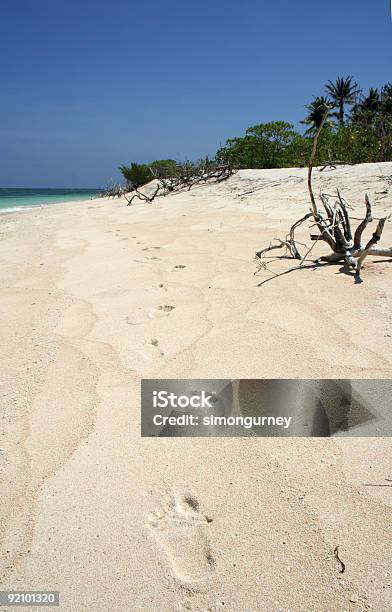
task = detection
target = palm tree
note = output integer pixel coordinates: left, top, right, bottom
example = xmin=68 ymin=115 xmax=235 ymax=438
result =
xmin=381 ymin=83 xmax=392 ymax=117
xmin=361 ymin=88 xmax=381 ymax=113
xmin=351 ymin=88 xmax=381 ymax=125
xmin=325 ymin=76 xmax=361 ymax=126
xmin=301 ymin=96 xmax=334 ymax=135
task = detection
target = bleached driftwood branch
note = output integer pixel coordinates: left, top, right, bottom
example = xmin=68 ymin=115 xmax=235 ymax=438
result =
xmin=124 ymin=183 xmax=160 ymax=206
xmin=255 ymin=109 xmax=392 ymax=280
xmin=124 ymin=162 xmax=235 ymax=206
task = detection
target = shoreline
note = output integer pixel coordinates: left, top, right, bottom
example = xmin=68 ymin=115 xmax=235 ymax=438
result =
xmin=0 ymin=192 xmax=102 ymax=216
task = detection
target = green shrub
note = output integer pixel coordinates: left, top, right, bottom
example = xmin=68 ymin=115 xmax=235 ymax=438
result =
xmin=149 ymin=159 xmax=180 ymax=178
xmin=119 ymin=163 xmax=153 ymax=189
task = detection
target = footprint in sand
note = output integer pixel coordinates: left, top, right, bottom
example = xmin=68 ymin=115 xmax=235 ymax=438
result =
xmin=143 ymin=338 xmax=165 ymax=358
xmin=125 ymin=305 xmax=174 ymax=325
xmin=134 ymin=256 xmax=160 ymax=263
xmin=148 ymin=492 xmax=215 ymax=583
xmin=167 ymin=264 xmax=187 ymax=272
xmin=132 ymin=338 xmax=165 ymax=360
xmin=147 ymin=338 xmax=164 ymax=356
xmin=144 ymin=283 xmax=167 ymax=293
xmin=148 ymin=305 xmax=175 ymax=319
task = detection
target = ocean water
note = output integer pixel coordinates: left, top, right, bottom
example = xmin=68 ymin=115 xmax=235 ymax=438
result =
xmin=0 ymin=188 xmax=101 ymax=213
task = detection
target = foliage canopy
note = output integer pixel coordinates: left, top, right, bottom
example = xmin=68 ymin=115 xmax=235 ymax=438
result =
xmin=120 ymin=76 xmax=392 ymax=181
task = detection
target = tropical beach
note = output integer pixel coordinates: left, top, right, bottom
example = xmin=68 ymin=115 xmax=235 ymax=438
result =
xmin=2 ymin=0 xmax=392 ymax=610
xmin=1 ymin=162 xmax=392 ymax=610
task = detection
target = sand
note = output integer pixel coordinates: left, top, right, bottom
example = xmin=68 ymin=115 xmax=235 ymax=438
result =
xmin=1 ymin=163 xmax=392 ymax=611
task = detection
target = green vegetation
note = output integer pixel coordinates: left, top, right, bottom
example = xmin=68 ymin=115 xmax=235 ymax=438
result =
xmin=119 ymin=158 xmax=216 ymax=189
xmin=301 ymin=96 xmax=334 ymax=135
xmin=119 ymin=163 xmax=153 ymax=188
xmin=325 ymin=76 xmax=360 ymax=126
xmin=121 ymin=76 xmax=392 ymax=184
xmin=216 ymin=76 xmax=392 ymax=168
xmin=149 ymin=159 xmax=180 ymax=178
xmin=119 ymin=159 xmax=181 ymax=189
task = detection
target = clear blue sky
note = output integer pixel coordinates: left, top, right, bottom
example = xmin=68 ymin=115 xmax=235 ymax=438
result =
xmin=1 ymin=0 xmax=391 ymax=187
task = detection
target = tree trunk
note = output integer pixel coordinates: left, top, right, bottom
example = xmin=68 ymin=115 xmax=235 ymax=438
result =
xmin=339 ymin=101 xmax=344 ymax=126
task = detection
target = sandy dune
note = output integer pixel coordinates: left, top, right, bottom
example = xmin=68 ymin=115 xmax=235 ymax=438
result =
xmin=1 ymin=164 xmax=392 ymax=610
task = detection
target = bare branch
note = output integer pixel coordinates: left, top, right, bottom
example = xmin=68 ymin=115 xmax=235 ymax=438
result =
xmin=356 ymin=218 xmax=387 ymax=276
xmin=308 ymin=108 xmax=331 ymax=217
xmin=353 ymin=194 xmax=373 ymax=250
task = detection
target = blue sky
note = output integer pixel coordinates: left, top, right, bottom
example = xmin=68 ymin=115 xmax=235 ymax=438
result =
xmin=0 ymin=0 xmax=391 ymax=187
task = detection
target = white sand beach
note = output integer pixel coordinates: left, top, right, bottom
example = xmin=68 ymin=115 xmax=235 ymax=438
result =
xmin=1 ymin=163 xmax=392 ymax=610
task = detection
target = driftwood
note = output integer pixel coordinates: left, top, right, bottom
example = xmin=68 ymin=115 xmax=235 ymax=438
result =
xmin=100 ymin=184 xmax=126 ymax=198
xmin=319 ymin=157 xmax=355 ymax=172
xmin=255 ymin=110 xmax=392 ymax=280
xmin=124 ymin=183 xmax=160 ymax=206
xmin=153 ymin=162 xmax=235 ymax=194
xmin=124 ymin=162 xmax=235 ymax=206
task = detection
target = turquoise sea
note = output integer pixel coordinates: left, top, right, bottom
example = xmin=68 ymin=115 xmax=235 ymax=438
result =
xmin=0 ymin=188 xmax=101 ymax=213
